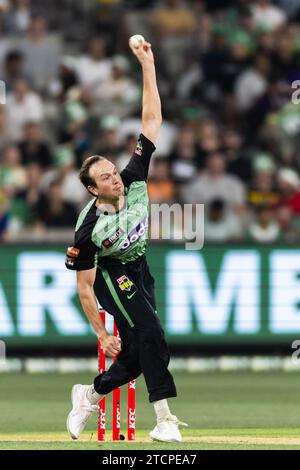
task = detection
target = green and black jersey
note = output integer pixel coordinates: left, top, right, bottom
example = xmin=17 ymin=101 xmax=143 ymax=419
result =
xmin=65 ymin=134 xmax=156 ymax=271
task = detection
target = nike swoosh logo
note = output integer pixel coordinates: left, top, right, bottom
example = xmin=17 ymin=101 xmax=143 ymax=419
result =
xmin=127 ymin=291 xmax=137 ymax=300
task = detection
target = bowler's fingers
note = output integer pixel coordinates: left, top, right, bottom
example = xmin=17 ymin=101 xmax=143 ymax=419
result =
xmin=103 ymin=336 xmax=121 ymax=357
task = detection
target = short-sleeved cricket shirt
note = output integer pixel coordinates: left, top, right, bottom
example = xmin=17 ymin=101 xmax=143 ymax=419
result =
xmin=65 ymin=134 xmax=156 ymax=271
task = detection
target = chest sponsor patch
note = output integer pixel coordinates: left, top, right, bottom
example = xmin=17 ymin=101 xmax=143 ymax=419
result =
xmin=117 ymin=275 xmax=133 ymax=292
xmin=102 ymin=228 xmax=124 ymax=249
xmin=120 ymin=216 xmax=148 ymax=253
xmin=67 ymin=246 xmax=80 ymax=258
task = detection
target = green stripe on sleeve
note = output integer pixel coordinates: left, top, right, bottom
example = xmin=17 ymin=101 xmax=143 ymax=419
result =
xmin=75 ymin=199 xmax=95 ymax=232
xmin=101 ymin=270 xmax=135 ymax=328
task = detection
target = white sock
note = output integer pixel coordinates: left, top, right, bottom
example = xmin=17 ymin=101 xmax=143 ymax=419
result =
xmin=86 ymin=385 xmax=103 ymax=405
xmin=153 ymin=399 xmax=171 ymax=422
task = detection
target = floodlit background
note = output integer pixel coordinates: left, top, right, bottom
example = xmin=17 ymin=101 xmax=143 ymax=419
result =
xmin=1 ymin=0 xmax=300 ymax=450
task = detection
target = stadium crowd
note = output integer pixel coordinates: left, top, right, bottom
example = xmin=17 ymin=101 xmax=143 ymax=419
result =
xmin=1 ymin=0 xmax=300 ymax=243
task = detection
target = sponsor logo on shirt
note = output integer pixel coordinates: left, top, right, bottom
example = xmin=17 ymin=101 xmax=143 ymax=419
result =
xmin=120 ymin=216 xmax=148 ymax=253
xmin=117 ymin=275 xmax=134 ymax=292
xmin=67 ymin=246 xmax=80 ymax=258
xmin=102 ymin=228 xmax=124 ymax=249
xmin=135 ymin=139 xmax=143 ymax=156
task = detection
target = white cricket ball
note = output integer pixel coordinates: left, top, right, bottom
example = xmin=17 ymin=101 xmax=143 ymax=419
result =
xmin=129 ymin=34 xmax=145 ymax=49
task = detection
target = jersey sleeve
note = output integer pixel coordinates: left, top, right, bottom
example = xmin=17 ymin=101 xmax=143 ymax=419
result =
xmin=65 ymin=232 xmax=98 ymax=271
xmin=120 ymin=133 xmax=156 ymax=187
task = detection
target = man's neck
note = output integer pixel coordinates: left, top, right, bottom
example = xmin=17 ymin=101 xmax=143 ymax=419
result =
xmin=95 ymin=195 xmax=125 ymax=214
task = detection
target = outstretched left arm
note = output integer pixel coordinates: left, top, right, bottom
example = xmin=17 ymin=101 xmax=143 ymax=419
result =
xmin=120 ymin=39 xmax=161 ymax=186
xmin=133 ymin=40 xmax=162 ymax=144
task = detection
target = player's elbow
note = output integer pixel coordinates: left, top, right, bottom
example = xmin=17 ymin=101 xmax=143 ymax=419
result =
xmin=77 ymin=282 xmax=88 ymax=297
xmin=77 ymin=285 xmax=94 ymax=306
xmin=143 ymin=113 xmax=162 ymax=126
xmin=77 ymin=277 xmax=94 ymax=299
xmin=142 ymin=116 xmax=162 ymax=143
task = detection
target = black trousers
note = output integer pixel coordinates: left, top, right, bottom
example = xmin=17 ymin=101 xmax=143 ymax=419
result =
xmin=93 ymin=255 xmax=177 ymax=403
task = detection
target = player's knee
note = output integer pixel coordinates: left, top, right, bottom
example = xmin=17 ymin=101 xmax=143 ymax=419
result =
xmin=94 ymin=372 xmax=112 ymax=395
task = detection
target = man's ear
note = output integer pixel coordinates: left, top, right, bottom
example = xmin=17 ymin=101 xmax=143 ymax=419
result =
xmin=88 ymin=185 xmax=98 ymax=197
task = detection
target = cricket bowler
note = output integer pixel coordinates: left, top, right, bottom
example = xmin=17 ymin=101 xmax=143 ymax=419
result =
xmin=65 ymin=38 xmax=187 ymax=442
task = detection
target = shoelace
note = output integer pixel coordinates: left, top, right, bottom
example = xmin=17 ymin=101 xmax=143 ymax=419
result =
xmin=164 ymin=414 xmax=188 ymax=427
xmin=76 ymin=403 xmax=98 ymax=425
xmin=84 ymin=403 xmax=98 ymax=413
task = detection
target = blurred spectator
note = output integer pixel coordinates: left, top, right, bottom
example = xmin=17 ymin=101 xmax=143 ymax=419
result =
xmin=195 ymin=12 xmax=213 ymax=54
xmin=168 ymin=123 xmax=201 ymax=184
xmin=235 ymin=52 xmax=271 ymax=112
xmin=252 ymin=0 xmax=286 ymax=31
xmin=201 ymin=26 xmax=229 ymax=100
xmin=223 ymin=129 xmax=252 ymax=183
xmin=18 ymin=121 xmax=52 ymax=168
xmin=202 ymin=29 xmax=251 ymax=95
xmin=181 ymin=152 xmax=246 ymax=214
xmin=272 ymin=34 xmax=300 ymax=82
xmin=94 ymin=55 xmax=139 ymax=118
xmin=276 ymin=168 xmax=300 ymax=217
xmin=0 ymin=189 xmax=10 ymax=241
xmin=6 ymin=78 xmax=44 ymax=140
xmin=61 ymin=87 xmax=90 ymax=142
xmin=151 ymin=0 xmax=196 ymax=38
xmin=0 ymin=0 xmax=10 ymax=13
xmin=238 ymin=4 xmax=256 ymax=36
xmin=204 ymin=198 xmax=244 ymax=243
xmin=120 ymin=116 xmax=177 ymax=157
xmin=247 ymin=76 xmax=289 ymax=134
xmin=3 ymin=49 xmax=24 ymax=91
xmin=48 ymin=55 xmax=78 ymax=101
xmin=76 ymin=36 xmax=112 ymax=87
xmin=20 ymin=15 xmax=60 ymax=91
xmin=0 ymin=144 xmax=27 ymax=197
xmin=248 ymin=204 xmax=281 ymax=243
xmin=36 ymin=178 xmax=77 ymax=228
xmin=116 ymin=133 xmax=137 ymax=171
xmin=0 ymin=104 xmax=10 ymax=153
xmin=248 ymin=153 xmax=279 ymax=208
xmin=257 ymin=29 xmax=276 ymax=54
xmin=0 ymin=1 xmax=299 ymax=243
xmin=95 ymin=115 xmax=122 ymax=160
xmin=42 ymin=144 xmax=87 ymax=209
xmin=150 ymin=0 xmax=197 ymax=78
xmin=276 ymin=0 xmax=300 ymax=19
xmin=11 ymin=162 xmax=42 ymax=227
xmin=0 ymin=5 xmax=13 ymax=76
xmin=220 ymin=35 xmax=252 ymax=94
xmin=7 ymin=0 xmax=31 ymax=34
xmin=197 ymin=118 xmax=221 ymax=160
xmin=198 ymin=132 xmax=221 ymax=159
xmin=148 ymin=157 xmax=175 ymax=204
xmin=176 ymin=55 xmax=202 ymax=100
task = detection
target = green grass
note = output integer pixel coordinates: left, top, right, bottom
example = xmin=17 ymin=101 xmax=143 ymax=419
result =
xmin=1 ymin=371 xmax=300 ymax=450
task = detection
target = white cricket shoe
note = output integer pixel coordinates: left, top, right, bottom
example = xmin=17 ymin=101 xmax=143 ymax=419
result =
xmin=67 ymin=384 xmax=98 ymax=440
xmin=149 ymin=414 xmax=188 ymax=442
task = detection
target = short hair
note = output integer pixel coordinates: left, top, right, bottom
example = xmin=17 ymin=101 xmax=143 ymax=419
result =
xmin=79 ymin=155 xmax=106 ymax=191
xmin=5 ymin=50 xmax=23 ymax=63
